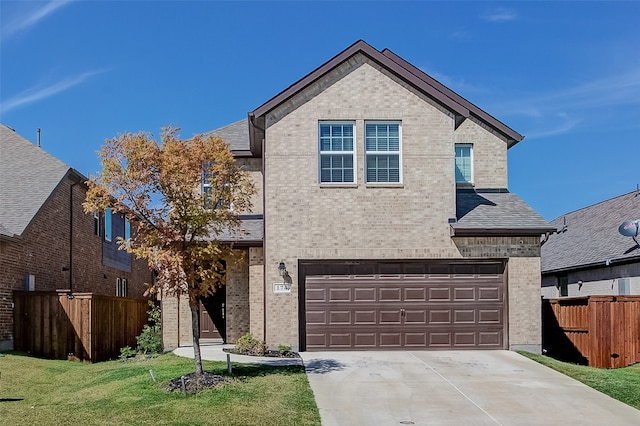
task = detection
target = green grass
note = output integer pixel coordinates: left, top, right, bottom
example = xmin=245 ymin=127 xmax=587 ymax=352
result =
xmin=0 ymin=352 xmax=320 ymax=426
xmin=518 ymin=351 xmax=640 ymax=410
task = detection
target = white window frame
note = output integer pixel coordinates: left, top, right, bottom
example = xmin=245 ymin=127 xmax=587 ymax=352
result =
xmin=364 ymin=121 xmax=402 ymax=184
xmin=116 ymin=277 xmax=128 ymax=297
xmin=455 ymin=143 xmax=474 ymax=185
xmin=318 ymin=121 xmax=356 ymax=184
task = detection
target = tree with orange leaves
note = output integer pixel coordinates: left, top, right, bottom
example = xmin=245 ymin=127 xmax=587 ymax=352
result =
xmin=84 ymin=127 xmax=255 ymax=375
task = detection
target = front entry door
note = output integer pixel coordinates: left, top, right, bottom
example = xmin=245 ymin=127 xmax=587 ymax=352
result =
xmin=199 ymin=286 xmax=226 ymax=342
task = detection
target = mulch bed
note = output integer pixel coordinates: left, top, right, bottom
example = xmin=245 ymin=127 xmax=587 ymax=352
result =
xmin=165 ymin=372 xmax=227 ymax=393
xmin=223 ymin=348 xmax=301 ymax=358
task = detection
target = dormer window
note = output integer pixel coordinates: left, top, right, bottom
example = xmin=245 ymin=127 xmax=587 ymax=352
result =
xmin=455 ymin=144 xmax=473 ymax=184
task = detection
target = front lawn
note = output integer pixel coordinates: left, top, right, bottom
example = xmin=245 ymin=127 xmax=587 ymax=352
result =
xmin=519 ymin=351 xmax=640 ymax=410
xmin=0 ymin=352 xmax=320 ymax=426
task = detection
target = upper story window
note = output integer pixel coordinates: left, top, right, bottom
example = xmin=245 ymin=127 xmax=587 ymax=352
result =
xmin=455 ymin=144 xmax=473 ymax=184
xmin=319 ymin=122 xmax=355 ymax=183
xmin=105 ymin=207 xmax=113 ymax=242
xmin=94 ymin=211 xmax=101 ymax=236
xmin=116 ymin=278 xmax=128 ymax=297
xmin=365 ymin=122 xmax=401 ymax=183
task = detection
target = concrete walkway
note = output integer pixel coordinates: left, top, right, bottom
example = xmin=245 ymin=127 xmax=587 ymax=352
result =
xmin=175 ymin=345 xmax=640 ymax=425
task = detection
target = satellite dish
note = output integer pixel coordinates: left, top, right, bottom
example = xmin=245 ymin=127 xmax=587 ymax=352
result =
xmin=618 ymin=220 xmax=640 ymax=237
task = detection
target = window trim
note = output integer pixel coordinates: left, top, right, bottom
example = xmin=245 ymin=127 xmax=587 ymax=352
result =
xmin=364 ymin=121 xmax=402 ymax=185
xmin=455 ymin=143 xmax=474 ymax=185
xmin=318 ymin=121 xmax=356 ymax=185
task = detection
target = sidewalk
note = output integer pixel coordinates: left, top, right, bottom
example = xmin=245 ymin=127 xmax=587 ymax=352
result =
xmin=173 ymin=342 xmax=303 ymax=366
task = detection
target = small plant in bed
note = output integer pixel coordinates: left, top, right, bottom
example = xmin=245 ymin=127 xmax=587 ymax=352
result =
xmin=226 ymin=333 xmax=300 ymax=358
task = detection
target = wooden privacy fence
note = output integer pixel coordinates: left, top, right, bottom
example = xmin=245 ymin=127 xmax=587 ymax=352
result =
xmin=13 ymin=291 xmax=152 ymax=362
xmin=543 ymin=296 xmax=640 ymax=368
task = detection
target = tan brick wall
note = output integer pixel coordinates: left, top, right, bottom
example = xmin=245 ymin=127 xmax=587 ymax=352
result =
xmin=261 ymin=55 xmax=518 ymax=348
xmin=0 ymin=177 xmax=152 ymax=350
xmin=454 ymin=118 xmax=508 ymax=188
xmin=249 ymin=247 xmax=265 ymax=340
xmin=453 ymin=236 xmax=540 ymax=258
xmin=235 ymin=157 xmax=263 ymax=215
xmin=507 ymin=257 xmax=542 ymax=353
xmin=161 ymin=292 xmax=192 ymax=349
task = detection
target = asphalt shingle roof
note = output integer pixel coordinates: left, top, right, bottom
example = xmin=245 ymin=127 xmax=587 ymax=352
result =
xmin=452 ymin=190 xmax=553 ymax=235
xmin=541 ymin=190 xmax=640 ymax=273
xmin=0 ymin=124 xmax=75 ymax=237
xmin=205 ymin=119 xmax=250 ymax=152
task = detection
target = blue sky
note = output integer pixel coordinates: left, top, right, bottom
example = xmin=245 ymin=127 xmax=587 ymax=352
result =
xmin=1 ymin=1 xmax=639 ymax=221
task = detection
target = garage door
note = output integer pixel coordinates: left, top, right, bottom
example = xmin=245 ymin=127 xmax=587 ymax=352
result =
xmin=304 ymin=263 xmax=505 ymax=350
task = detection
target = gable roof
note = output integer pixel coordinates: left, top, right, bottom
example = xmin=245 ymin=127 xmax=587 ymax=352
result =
xmin=0 ymin=124 xmax=83 ymax=238
xmin=248 ymin=40 xmax=523 ymax=156
xmin=541 ymin=190 xmax=640 ymax=273
xmin=452 ymin=189 xmax=555 ymax=236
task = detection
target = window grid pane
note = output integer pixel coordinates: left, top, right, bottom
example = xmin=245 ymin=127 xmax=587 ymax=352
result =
xmin=320 ymin=123 xmax=354 ymax=183
xmin=455 ymin=145 xmax=472 ymax=183
xmin=365 ymin=123 xmax=400 ymax=183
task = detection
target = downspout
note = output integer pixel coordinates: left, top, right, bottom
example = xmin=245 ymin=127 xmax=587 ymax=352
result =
xmin=68 ymin=176 xmax=80 ymax=298
xmin=250 ymin=113 xmax=268 ymax=341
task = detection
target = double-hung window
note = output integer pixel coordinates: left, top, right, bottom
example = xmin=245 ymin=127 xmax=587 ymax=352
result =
xmin=319 ymin=122 xmax=355 ymax=184
xmin=365 ymin=122 xmax=401 ymax=183
xmin=455 ymin=144 xmax=473 ymax=184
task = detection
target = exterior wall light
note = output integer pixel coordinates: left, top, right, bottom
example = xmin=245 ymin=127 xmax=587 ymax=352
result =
xmin=278 ymin=261 xmax=287 ymax=277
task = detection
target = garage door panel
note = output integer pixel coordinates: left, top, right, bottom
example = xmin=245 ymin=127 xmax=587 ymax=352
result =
xmin=329 ymin=288 xmax=351 ymax=302
xmin=404 ymin=310 xmax=427 ymax=324
xmin=429 ymin=309 xmax=451 ymax=324
xmin=329 ymin=311 xmax=351 ymax=324
xmin=379 ymin=288 xmax=402 ymax=301
xmin=380 ymin=310 xmax=402 ymax=323
xmin=478 ymin=309 xmax=502 ymax=323
xmin=354 ymin=288 xmax=376 ymax=301
xmin=453 ymin=287 xmax=475 ymax=301
xmin=306 ymin=310 xmax=327 ymax=324
xmin=304 ymin=263 xmax=505 ymax=350
xmin=428 ymin=287 xmax=451 ymax=301
xmin=354 ymin=310 xmax=376 ymax=324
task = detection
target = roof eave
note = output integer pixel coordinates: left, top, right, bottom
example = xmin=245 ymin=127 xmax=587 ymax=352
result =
xmin=451 ymin=227 xmax=556 ymax=237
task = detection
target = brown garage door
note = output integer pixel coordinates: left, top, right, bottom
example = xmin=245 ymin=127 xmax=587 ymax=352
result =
xmin=304 ymin=263 xmax=505 ymax=350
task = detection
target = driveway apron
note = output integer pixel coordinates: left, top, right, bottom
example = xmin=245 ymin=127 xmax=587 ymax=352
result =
xmin=300 ymin=350 xmax=640 ymax=426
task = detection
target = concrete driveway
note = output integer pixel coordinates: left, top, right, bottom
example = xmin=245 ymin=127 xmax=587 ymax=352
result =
xmin=300 ymin=350 xmax=640 ymax=426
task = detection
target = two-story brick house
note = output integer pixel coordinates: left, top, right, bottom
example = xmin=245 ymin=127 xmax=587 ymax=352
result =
xmin=0 ymin=125 xmax=153 ymax=350
xmin=162 ymin=40 xmax=553 ymax=353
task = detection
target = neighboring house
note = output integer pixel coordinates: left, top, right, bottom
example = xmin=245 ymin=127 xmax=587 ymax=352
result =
xmin=0 ymin=125 xmax=153 ymax=350
xmin=541 ymin=190 xmax=640 ymax=298
xmin=162 ymin=40 xmax=554 ymax=353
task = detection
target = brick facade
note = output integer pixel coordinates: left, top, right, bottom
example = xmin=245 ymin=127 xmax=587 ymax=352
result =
xmin=259 ymin=55 xmax=542 ymax=350
xmin=0 ymin=176 xmax=152 ymax=350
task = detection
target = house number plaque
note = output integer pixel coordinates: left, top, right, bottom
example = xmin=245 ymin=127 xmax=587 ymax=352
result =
xmin=273 ymin=283 xmax=291 ymax=294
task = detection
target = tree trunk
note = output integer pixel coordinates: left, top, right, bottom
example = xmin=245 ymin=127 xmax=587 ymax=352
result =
xmin=190 ymin=302 xmax=204 ymax=375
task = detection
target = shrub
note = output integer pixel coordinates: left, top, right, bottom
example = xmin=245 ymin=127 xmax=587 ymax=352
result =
xmin=278 ymin=345 xmax=292 ymax=357
xmin=235 ymin=333 xmax=267 ymax=356
xmin=136 ymin=301 xmax=163 ymax=354
xmin=119 ymin=346 xmax=137 ymax=361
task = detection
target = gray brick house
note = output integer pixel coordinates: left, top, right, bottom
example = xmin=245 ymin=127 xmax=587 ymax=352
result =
xmin=541 ymin=190 xmax=640 ymax=298
xmin=0 ymin=125 xmax=152 ymax=350
xmin=162 ymin=40 xmax=553 ymax=353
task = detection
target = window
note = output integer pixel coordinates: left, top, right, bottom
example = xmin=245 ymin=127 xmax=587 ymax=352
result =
xmin=558 ymin=276 xmax=568 ymax=297
xmin=319 ymin=123 xmax=355 ymax=183
xmin=455 ymin=144 xmax=473 ymax=184
xmin=124 ymin=218 xmax=131 ymax=248
xmin=94 ymin=211 xmax=100 ymax=236
xmin=105 ymin=207 xmax=112 ymax=242
xmin=116 ymin=278 xmax=128 ymax=297
xmin=618 ymin=278 xmax=630 ymax=296
xmin=365 ymin=123 xmax=401 ymax=183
